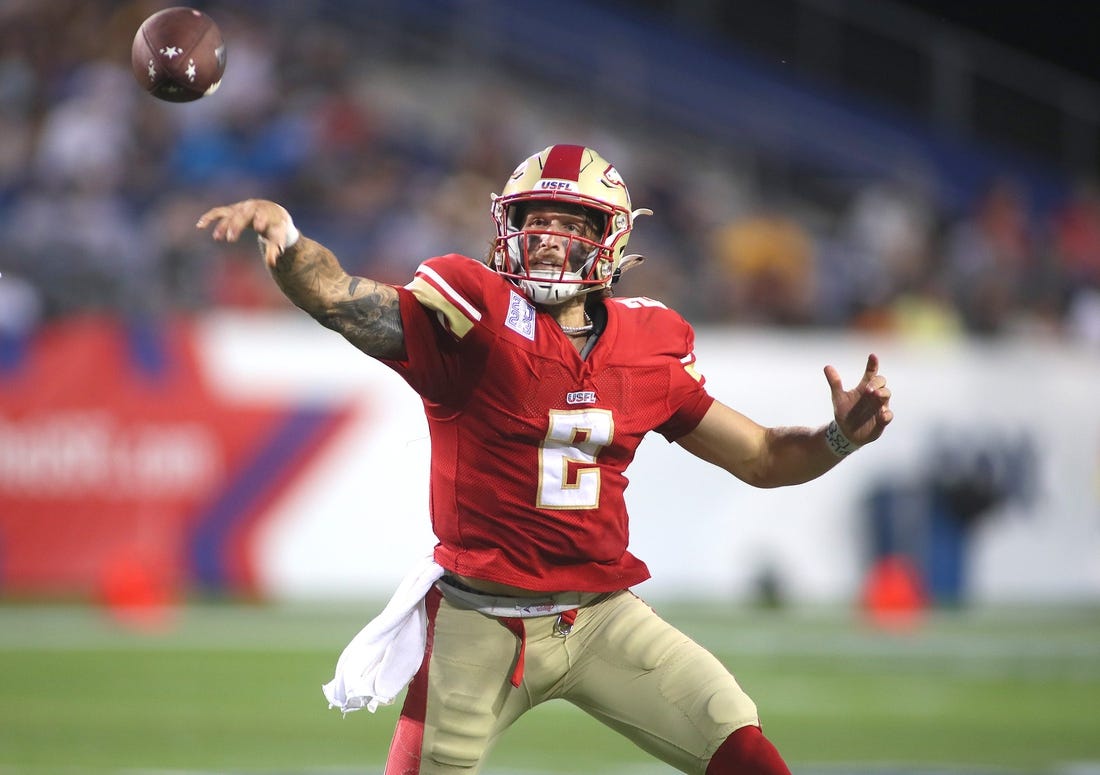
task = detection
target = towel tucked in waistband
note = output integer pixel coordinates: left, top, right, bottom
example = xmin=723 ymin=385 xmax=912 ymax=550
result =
xmin=321 ymin=553 xmax=444 ymax=715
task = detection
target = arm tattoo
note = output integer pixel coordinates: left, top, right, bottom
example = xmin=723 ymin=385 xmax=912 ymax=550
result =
xmin=271 ymin=239 xmax=406 ymax=360
xmin=327 ymin=280 xmax=405 ymax=360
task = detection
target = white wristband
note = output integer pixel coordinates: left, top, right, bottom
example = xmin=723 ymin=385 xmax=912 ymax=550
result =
xmin=283 ymin=210 xmax=300 ymax=249
xmin=825 ymin=420 xmax=858 ymax=458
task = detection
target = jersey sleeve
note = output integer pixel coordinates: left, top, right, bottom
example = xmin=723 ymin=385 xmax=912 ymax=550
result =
xmin=652 ymin=308 xmax=715 ymax=441
xmin=656 ymin=360 xmax=714 ymax=440
xmin=379 ymin=255 xmax=493 ymax=403
xmin=404 ymin=256 xmax=490 ymax=340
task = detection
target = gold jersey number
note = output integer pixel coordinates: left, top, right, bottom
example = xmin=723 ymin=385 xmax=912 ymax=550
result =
xmin=537 ymin=409 xmax=614 ymax=509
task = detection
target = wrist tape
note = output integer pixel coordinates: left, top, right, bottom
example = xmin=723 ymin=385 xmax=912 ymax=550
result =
xmin=283 ymin=210 xmax=300 ymax=248
xmin=825 ymin=420 xmax=858 ymax=458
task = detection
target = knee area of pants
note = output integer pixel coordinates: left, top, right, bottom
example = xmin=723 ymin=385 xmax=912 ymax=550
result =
xmin=706 ymin=686 xmax=758 ymax=729
xmin=427 ymin=698 xmax=494 ymax=769
xmin=427 ymin=728 xmax=487 ymax=769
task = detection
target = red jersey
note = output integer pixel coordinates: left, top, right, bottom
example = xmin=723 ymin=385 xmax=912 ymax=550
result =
xmin=382 ymin=254 xmax=714 ymax=593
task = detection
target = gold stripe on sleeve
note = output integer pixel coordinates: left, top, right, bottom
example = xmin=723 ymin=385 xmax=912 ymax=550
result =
xmin=407 ymin=276 xmax=476 ymax=338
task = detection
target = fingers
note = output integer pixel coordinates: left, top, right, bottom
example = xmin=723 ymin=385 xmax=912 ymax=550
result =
xmin=860 ymin=353 xmax=891 ymax=398
xmin=245 ymin=207 xmax=279 ymax=267
xmin=261 ymin=235 xmax=281 ymax=268
xmin=830 ymin=353 xmax=894 ymax=443
xmin=867 ymin=371 xmax=894 ymax=434
xmin=195 ymin=206 xmax=233 ymax=238
xmin=826 ymin=353 xmax=881 ymax=392
xmin=196 ymin=200 xmax=292 ymax=268
xmin=196 ymin=202 xmax=254 ymax=243
xmin=827 ymin=355 xmax=890 ymax=396
xmin=863 ymin=352 xmax=880 ymax=380
xmin=197 ymin=200 xmax=280 ymax=269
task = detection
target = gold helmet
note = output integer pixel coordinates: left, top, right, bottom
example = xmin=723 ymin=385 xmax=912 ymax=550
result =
xmin=490 ymin=145 xmax=651 ymax=305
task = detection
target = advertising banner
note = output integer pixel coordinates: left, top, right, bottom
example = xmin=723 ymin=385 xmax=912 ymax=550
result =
xmin=0 ymin=316 xmax=352 ymax=599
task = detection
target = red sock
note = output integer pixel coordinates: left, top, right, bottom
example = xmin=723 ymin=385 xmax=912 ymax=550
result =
xmin=705 ymin=725 xmax=792 ymax=775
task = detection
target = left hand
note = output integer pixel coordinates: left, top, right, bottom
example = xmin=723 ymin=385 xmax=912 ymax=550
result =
xmin=824 ymin=353 xmax=893 ymax=447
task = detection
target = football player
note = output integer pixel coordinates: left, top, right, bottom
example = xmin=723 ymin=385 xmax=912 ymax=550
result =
xmin=198 ymin=144 xmax=893 ymax=774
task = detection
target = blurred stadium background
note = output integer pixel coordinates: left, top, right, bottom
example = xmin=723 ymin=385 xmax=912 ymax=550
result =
xmin=1 ymin=1 xmax=1099 ymax=773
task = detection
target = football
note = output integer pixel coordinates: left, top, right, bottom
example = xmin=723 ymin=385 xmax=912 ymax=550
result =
xmin=131 ymin=7 xmax=226 ymax=102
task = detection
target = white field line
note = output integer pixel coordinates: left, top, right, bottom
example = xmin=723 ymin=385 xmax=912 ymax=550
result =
xmin=0 ymin=605 xmax=1097 ymax=672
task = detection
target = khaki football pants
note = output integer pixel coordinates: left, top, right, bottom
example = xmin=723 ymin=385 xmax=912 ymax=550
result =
xmin=386 ymin=587 xmax=760 ymax=774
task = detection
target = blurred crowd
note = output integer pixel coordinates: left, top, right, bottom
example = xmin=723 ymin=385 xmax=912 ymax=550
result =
xmin=3 ymin=0 xmax=1100 ymax=346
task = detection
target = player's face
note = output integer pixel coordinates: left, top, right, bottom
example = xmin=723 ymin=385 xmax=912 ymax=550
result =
xmin=520 ymin=206 xmax=600 ymax=276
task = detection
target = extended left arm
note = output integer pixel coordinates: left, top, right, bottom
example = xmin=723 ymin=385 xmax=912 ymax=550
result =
xmin=676 ymin=353 xmax=893 ymax=488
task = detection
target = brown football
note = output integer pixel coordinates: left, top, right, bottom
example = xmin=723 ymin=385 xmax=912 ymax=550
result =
xmin=131 ymin=7 xmax=226 ymax=103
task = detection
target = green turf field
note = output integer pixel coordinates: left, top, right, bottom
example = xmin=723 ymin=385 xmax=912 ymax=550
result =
xmin=0 ymin=601 xmax=1097 ymax=774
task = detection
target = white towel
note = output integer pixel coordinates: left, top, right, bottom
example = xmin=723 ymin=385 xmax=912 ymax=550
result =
xmin=322 ymin=553 xmax=445 ymax=714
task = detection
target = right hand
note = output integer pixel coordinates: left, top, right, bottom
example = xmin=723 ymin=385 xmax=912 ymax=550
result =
xmin=196 ymin=198 xmax=296 ymax=268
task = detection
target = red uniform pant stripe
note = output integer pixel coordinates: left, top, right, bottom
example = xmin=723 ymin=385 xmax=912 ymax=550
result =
xmin=384 ymin=586 xmax=442 ymax=775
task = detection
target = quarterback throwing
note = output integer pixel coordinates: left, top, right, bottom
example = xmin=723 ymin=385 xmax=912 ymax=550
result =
xmin=197 ymin=144 xmax=893 ymax=774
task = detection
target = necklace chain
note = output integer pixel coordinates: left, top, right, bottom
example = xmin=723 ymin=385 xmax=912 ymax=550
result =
xmin=559 ymin=313 xmax=593 ymax=336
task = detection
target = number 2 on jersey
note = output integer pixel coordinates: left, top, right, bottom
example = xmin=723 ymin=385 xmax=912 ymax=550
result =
xmin=537 ymin=409 xmax=614 ymax=509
